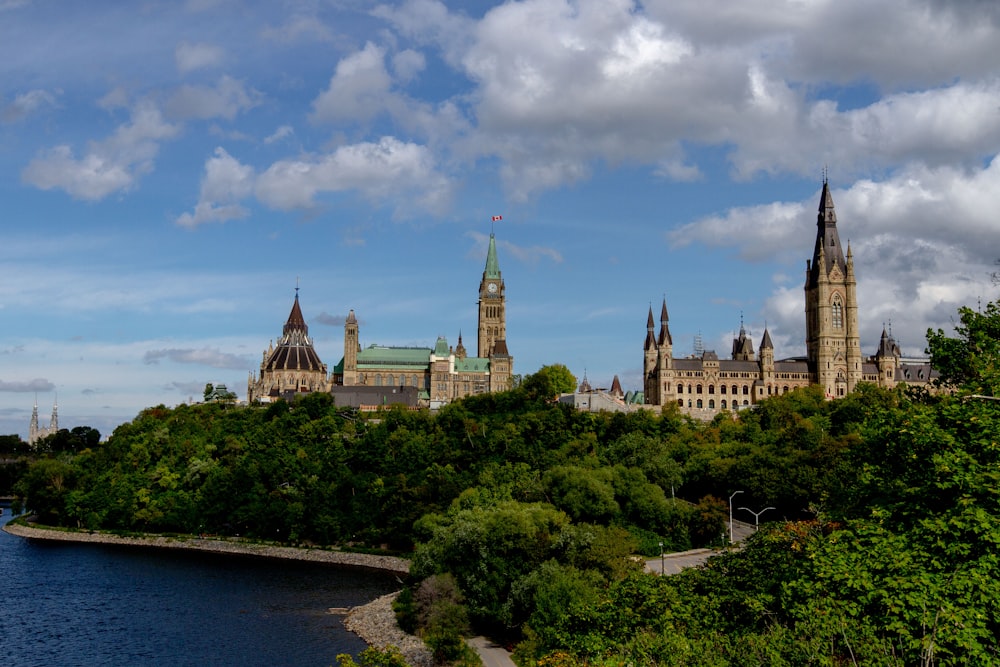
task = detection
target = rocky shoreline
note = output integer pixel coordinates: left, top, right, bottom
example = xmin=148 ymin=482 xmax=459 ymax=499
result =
xmin=3 ymin=519 xmax=432 ymax=663
xmin=343 ymin=592 xmax=434 ymax=666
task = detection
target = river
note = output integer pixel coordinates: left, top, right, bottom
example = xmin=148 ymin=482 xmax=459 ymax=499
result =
xmin=0 ymin=510 xmax=400 ymax=666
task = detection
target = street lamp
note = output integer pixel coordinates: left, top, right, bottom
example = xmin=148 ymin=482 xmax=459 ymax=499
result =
xmin=728 ymin=491 xmax=743 ymax=545
xmin=658 ymin=541 xmax=664 ymax=574
xmin=739 ymin=506 xmax=775 ymax=531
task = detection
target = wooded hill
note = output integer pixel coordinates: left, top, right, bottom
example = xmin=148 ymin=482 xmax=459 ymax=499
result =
xmin=13 ymin=299 xmax=1000 ymax=665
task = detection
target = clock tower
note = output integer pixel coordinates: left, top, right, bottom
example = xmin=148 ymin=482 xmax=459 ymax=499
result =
xmin=478 ymin=232 xmax=506 ymax=358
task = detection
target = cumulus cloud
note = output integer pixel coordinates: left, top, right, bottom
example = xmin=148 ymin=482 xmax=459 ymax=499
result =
xmin=165 ymin=75 xmax=261 ymax=120
xmin=311 ymin=42 xmax=396 ymax=125
xmin=0 ymin=378 xmax=55 ymax=392
xmin=176 ymin=147 xmax=254 ymax=227
xmin=175 ymin=41 xmax=225 ymax=73
xmin=255 ymin=136 xmax=453 ymax=216
xmin=21 ymin=101 xmax=179 ymax=200
xmin=370 ymin=0 xmax=1000 ymax=199
xmin=143 ymin=347 xmax=249 ymax=369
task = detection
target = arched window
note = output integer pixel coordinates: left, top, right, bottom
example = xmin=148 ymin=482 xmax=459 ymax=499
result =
xmin=696 ymin=399 xmax=703 ymax=408
xmin=742 ymin=385 xmax=749 ymax=395
xmin=721 ymin=385 xmax=727 ymax=394
xmin=387 ymin=375 xmax=395 ymax=386
xmin=696 ymin=384 xmax=703 ymax=394
xmin=732 ymin=385 xmax=738 ymax=395
xmin=708 ymin=399 xmax=715 ymax=409
xmin=783 ymin=385 xmax=789 ymax=393
xmin=721 ymin=400 xmax=727 ymax=408
xmin=708 ymin=385 xmax=715 ymax=395
xmin=678 ymin=399 xmax=684 ymax=407
xmin=375 ymin=374 xmax=382 ymax=386
xmin=832 ymin=296 xmax=843 ymax=329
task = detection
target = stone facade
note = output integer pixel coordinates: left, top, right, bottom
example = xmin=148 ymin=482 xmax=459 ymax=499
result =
xmin=644 ymin=180 xmax=936 ymax=419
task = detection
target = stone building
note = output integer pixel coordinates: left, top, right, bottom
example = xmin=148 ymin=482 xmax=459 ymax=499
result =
xmin=643 ymin=180 xmax=935 ymax=419
xmin=249 ymin=232 xmax=513 ymax=408
xmin=28 ymin=397 xmax=58 ymax=446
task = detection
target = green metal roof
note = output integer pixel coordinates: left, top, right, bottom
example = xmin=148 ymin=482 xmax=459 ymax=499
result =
xmin=455 ymin=357 xmax=490 ymax=372
xmin=357 ymin=345 xmax=431 ymax=369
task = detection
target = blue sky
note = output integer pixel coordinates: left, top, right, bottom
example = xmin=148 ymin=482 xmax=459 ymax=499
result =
xmin=2 ymin=0 xmax=999 ymax=439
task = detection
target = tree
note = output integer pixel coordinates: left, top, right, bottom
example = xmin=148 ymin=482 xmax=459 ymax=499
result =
xmin=926 ymin=298 xmax=1000 ymax=395
xmin=523 ymin=364 xmax=577 ymax=399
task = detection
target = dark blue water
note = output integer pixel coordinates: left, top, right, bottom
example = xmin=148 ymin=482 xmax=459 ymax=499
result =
xmin=0 ymin=512 xmax=400 ymax=666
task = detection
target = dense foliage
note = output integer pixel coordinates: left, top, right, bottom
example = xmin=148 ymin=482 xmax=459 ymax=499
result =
xmin=13 ymin=300 xmax=1000 ymax=664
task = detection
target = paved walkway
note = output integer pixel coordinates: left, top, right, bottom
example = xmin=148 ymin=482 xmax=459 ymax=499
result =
xmin=468 ymin=636 xmax=516 ymax=667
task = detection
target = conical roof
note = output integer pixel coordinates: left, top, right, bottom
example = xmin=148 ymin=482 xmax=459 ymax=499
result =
xmin=262 ymin=292 xmax=326 ymax=373
xmin=808 ymin=180 xmax=847 ymax=288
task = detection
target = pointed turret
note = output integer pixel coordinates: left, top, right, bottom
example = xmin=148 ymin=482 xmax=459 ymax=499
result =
xmin=610 ymin=375 xmax=624 ymax=398
xmin=644 ymin=306 xmax=656 ymax=350
xmin=657 ymin=299 xmax=672 ymax=346
xmin=807 ymin=179 xmax=847 ymax=289
xmin=760 ymin=328 xmax=773 ymax=350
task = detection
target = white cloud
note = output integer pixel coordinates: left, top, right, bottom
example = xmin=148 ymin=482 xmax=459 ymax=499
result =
xmin=311 ymin=42 xmax=395 ymax=125
xmin=255 ymin=136 xmax=453 ymax=216
xmin=175 ymin=41 xmax=225 ymax=73
xmin=165 ymin=75 xmax=261 ymax=120
xmin=176 ymin=147 xmax=254 ymax=227
xmin=2 ymin=89 xmax=57 ymax=122
xmin=263 ymin=125 xmax=293 ymax=144
xmin=21 ymin=101 xmax=179 ymax=200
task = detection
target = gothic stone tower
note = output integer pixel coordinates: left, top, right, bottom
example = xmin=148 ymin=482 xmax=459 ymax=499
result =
xmin=805 ymin=180 xmax=862 ymax=397
xmin=478 ymin=232 xmax=506 ymax=358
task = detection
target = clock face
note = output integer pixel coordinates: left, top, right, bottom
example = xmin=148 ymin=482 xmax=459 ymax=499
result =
xmin=487 ymin=282 xmax=498 ymax=294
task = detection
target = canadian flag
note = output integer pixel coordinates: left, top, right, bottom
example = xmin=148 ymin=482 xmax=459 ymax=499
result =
xmin=491 ymin=215 xmax=502 ymax=221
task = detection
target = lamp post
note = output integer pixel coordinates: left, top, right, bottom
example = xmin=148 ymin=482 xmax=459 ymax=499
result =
xmin=728 ymin=491 xmax=743 ymax=545
xmin=658 ymin=541 xmax=664 ymax=574
xmin=739 ymin=506 xmax=775 ymax=531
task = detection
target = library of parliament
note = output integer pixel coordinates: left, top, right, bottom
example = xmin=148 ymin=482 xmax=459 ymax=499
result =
xmin=642 ymin=180 xmax=936 ymax=418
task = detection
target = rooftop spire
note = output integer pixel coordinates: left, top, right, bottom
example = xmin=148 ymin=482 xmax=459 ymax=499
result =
xmin=484 ymin=233 xmax=501 ymax=279
xmin=283 ymin=288 xmax=308 ymax=338
xmin=808 ymin=179 xmax=847 ymax=288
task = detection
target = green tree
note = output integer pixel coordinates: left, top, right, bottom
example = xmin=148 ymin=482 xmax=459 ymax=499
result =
xmin=926 ymin=298 xmax=1000 ymax=395
xmin=522 ymin=364 xmax=577 ymax=399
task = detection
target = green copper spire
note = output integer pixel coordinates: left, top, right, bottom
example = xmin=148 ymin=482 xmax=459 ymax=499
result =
xmin=484 ymin=232 xmax=501 ymax=279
